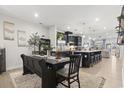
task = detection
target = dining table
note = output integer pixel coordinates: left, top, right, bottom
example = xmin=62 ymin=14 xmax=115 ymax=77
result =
xmin=23 ymin=55 xmax=70 ymax=88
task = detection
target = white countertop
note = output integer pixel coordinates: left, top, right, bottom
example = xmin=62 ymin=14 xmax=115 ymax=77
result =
xmin=75 ymin=50 xmax=102 ymax=53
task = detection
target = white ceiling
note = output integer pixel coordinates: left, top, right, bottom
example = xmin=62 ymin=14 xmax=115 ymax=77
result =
xmin=0 ymin=5 xmax=122 ymax=36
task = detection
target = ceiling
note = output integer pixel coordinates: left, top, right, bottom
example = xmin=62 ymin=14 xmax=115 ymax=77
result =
xmin=0 ymin=5 xmax=122 ymax=37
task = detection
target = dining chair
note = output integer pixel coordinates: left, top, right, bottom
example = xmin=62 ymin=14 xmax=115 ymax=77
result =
xmin=56 ymin=54 xmax=81 ymax=88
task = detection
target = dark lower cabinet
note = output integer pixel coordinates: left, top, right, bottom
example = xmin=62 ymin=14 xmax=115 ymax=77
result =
xmin=0 ymin=48 xmax=6 ymax=74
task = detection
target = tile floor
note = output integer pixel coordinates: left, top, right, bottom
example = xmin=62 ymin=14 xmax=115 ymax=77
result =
xmin=0 ymin=55 xmax=123 ymax=88
xmin=80 ymin=55 xmax=123 ymax=88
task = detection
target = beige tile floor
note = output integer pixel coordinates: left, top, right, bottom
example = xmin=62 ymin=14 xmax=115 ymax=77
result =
xmin=80 ymin=55 xmax=123 ymax=88
xmin=0 ymin=55 xmax=123 ymax=88
xmin=0 ymin=72 xmax=14 ymax=88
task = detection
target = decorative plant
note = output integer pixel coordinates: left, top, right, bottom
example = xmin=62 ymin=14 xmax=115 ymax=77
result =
xmin=57 ymin=32 xmax=64 ymax=40
xmin=28 ymin=32 xmax=40 ymax=52
xmin=42 ymin=45 xmax=53 ymax=51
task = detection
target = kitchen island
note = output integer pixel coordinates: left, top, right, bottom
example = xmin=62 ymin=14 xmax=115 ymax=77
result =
xmin=51 ymin=50 xmax=102 ymax=68
xmin=74 ymin=50 xmax=102 ymax=67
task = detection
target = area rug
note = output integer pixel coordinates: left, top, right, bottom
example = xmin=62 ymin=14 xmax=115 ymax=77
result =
xmin=9 ymin=69 xmax=106 ymax=88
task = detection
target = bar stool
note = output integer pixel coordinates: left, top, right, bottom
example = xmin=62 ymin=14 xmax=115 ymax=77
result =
xmin=97 ymin=54 xmax=99 ymax=63
xmin=100 ymin=54 xmax=102 ymax=61
xmin=97 ymin=54 xmax=100 ymax=62
xmin=83 ymin=54 xmax=88 ymax=67
xmin=90 ymin=55 xmax=94 ymax=67
xmin=93 ymin=54 xmax=96 ymax=65
xmin=94 ymin=54 xmax=98 ymax=64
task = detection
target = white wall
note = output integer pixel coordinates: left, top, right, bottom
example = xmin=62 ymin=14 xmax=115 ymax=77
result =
xmin=49 ymin=25 xmax=57 ymax=48
xmin=0 ymin=14 xmax=49 ymax=70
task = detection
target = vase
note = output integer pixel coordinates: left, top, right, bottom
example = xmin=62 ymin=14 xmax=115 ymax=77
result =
xmin=47 ymin=50 xmax=50 ymax=57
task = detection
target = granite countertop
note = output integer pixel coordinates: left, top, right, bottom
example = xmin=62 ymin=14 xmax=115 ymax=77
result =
xmin=51 ymin=50 xmax=102 ymax=53
xmin=74 ymin=50 xmax=102 ymax=53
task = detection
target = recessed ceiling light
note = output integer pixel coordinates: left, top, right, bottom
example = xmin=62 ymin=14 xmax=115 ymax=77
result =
xmin=82 ymin=35 xmax=85 ymax=38
xmin=95 ymin=18 xmax=100 ymax=22
xmin=67 ymin=26 xmax=70 ymax=29
xmin=34 ymin=13 xmax=39 ymax=18
xmin=89 ymin=37 xmax=92 ymax=40
xmin=106 ymin=33 xmax=109 ymax=35
xmin=104 ymin=27 xmax=107 ymax=30
xmin=92 ymin=38 xmax=96 ymax=41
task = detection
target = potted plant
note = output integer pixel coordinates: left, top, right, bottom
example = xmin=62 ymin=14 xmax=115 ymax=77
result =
xmin=28 ymin=32 xmax=40 ymax=54
xmin=57 ymin=32 xmax=64 ymax=40
xmin=42 ymin=45 xmax=53 ymax=56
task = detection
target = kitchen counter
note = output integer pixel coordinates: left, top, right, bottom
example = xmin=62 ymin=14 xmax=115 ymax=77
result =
xmin=74 ymin=50 xmax=102 ymax=53
xmin=74 ymin=50 xmax=102 ymax=67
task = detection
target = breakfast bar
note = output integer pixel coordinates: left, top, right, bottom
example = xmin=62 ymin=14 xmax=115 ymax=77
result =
xmin=51 ymin=50 xmax=102 ymax=68
xmin=74 ymin=50 xmax=102 ymax=67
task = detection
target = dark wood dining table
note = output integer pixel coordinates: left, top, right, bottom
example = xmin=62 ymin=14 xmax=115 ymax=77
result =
xmin=25 ymin=55 xmax=70 ymax=88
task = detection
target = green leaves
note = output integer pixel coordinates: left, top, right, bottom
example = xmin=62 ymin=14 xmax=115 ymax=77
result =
xmin=57 ymin=32 xmax=64 ymax=40
xmin=42 ymin=45 xmax=53 ymax=50
xmin=28 ymin=32 xmax=40 ymax=47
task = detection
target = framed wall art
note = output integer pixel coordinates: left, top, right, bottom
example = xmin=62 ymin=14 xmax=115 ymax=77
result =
xmin=17 ymin=30 xmax=27 ymax=47
xmin=3 ymin=21 xmax=15 ymax=40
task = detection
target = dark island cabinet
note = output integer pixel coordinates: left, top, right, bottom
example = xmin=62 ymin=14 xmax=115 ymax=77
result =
xmin=0 ymin=48 xmax=6 ymax=74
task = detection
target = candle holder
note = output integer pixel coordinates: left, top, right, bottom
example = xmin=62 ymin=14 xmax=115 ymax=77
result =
xmin=56 ymin=48 xmax=61 ymax=59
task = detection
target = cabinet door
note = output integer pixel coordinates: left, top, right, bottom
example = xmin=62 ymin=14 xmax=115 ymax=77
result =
xmin=69 ymin=36 xmax=74 ymax=42
xmin=0 ymin=55 xmax=5 ymax=73
xmin=0 ymin=49 xmax=6 ymax=73
xmin=0 ymin=55 xmax=2 ymax=73
xmin=78 ymin=37 xmax=82 ymax=46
